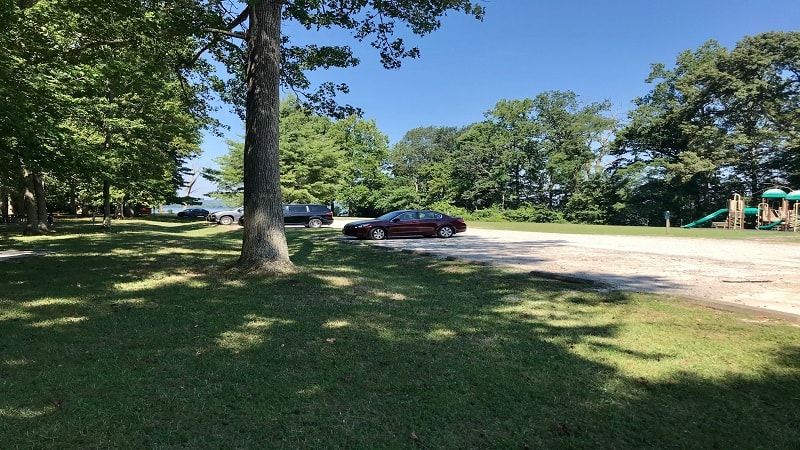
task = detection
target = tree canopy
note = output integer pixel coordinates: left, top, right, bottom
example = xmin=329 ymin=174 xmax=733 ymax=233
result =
xmin=613 ymin=31 xmax=799 ymax=224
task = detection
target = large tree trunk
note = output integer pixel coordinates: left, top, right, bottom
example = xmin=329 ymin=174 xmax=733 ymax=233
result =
xmin=21 ymin=168 xmax=39 ymax=235
xmin=1 ymin=185 xmax=8 ymax=222
xmin=236 ymin=0 xmax=294 ymax=273
xmin=33 ymin=172 xmax=49 ymax=232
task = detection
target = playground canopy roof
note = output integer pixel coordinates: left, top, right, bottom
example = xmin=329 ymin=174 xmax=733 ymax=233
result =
xmin=787 ymin=190 xmax=800 ymax=201
xmin=762 ymin=188 xmax=787 ymax=199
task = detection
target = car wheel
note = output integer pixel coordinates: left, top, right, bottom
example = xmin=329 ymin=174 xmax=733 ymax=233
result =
xmin=437 ymin=225 xmax=455 ymax=238
xmin=219 ymin=215 xmax=234 ymax=225
xmin=307 ymin=218 xmax=323 ymax=228
xmin=369 ymin=227 xmax=387 ymax=240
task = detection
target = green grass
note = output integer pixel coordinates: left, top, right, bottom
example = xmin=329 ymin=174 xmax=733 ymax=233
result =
xmin=1 ymin=218 xmax=799 ymax=448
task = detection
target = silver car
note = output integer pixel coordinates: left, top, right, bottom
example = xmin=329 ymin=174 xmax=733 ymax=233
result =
xmin=207 ymin=207 xmax=244 ymax=225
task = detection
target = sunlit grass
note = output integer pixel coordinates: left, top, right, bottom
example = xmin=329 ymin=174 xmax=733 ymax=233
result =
xmin=0 ymin=217 xmax=798 ymax=448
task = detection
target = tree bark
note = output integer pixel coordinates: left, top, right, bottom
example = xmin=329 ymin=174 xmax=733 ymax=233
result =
xmin=236 ymin=0 xmax=294 ymax=273
xmin=21 ymin=168 xmax=39 ymax=235
xmin=1 ymin=185 xmax=8 ymax=221
xmin=33 ymin=172 xmax=49 ymax=232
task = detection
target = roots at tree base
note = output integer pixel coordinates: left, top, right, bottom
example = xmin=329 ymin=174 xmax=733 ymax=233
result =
xmin=230 ymin=257 xmax=298 ymax=275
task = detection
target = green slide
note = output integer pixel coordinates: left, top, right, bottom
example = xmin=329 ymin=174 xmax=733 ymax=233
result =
xmin=681 ymin=208 xmax=728 ymax=228
xmin=758 ymin=220 xmax=784 ymax=230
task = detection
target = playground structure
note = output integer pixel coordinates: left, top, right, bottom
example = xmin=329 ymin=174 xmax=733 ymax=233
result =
xmin=682 ymin=189 xmax=800 ymax=231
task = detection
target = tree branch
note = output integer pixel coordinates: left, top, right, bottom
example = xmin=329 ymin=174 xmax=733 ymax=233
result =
xmin=203 ymin=28 xmax=247 ymax=40
xmin=188 ymin=6 xmax=250 ymax=68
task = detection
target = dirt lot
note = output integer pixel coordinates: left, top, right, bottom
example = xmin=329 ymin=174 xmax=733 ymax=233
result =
xmin=341 ymin=226 xmax=800 ymax=320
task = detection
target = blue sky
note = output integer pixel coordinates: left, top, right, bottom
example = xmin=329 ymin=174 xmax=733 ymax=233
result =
xmin=193 ymin=0 xmax=799 ymax=198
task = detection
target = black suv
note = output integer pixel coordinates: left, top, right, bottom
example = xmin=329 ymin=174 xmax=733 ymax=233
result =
xmin=237 ymin=204 xmax=334 ymax=228
xmin=283 ymin=204 xmax=334 ymax=227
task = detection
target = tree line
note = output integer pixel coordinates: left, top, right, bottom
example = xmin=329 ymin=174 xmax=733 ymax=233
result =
xmin=1 ymin=0 xmax=223 ymax=233
xmin=207 ymin=31 xmax=799 ymax=227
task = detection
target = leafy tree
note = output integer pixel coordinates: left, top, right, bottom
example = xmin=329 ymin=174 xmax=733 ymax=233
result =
xmin=204 ymin=97 xmax=391 ymax=216
xmin=452 ymin=120 xmax=512 ymax=210
xmin=532 ymin=91 xmax=616 ymax=214
xmin=329 ymin=115 xmax=390 ymax=216
xmin=60 ymin=2 xmax=209 ymax=225
xmin=448 ymin=93 xmax=615 ymax=217
xmin=203 ymin=139 xmax=245 ymax=206
xmin=613 ymin=41 xmax=734 ymax=221
xmin=716 ymin=31 xmax=800 ymax=190
xmin=2 ymin=0 xmax=213 ymax=231
xmin=389 ymin=126 xmax=462 ymax=209
xmin=484 ymin=99 xmax=542 ymax=208
xmin=614 ymin=32 xmax=800 ymax=223
xmin=1 ymin=0 xmax=75 ymax=233
xmin=279 ymin=96 xmax=345 ymax=204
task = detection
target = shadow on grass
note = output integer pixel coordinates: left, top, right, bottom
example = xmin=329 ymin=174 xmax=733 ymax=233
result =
xmin=1 ymin=221 xmax=799 ymax=448
xmin=353 ymin=233 xmax=691 ymax=295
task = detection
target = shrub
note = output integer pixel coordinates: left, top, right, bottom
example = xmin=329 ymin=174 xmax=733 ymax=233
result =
xmin=464 ymin=206 xmax=507 ymax=222
xmin=503 ymin=204 xmax=565 ymax=223
xmin=427 ymin=202 xmax=471 ymax=219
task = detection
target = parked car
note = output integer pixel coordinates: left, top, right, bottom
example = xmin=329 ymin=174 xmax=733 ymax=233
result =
xmin=231 ymin=204 xmax=335 ymax=228
xmin=342 ymin=210 xmax=467 ymax=240
xmin=282 ymin=204 xmax=334 ymax=228
xmin=207 ymin=207 xmax=244 ymax=225
xmin=177 ymin=208 xmax=209 ymax=218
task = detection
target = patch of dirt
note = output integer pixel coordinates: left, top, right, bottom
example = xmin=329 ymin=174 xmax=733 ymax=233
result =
xmin=348 ymin=227 xmax=800 ymax=320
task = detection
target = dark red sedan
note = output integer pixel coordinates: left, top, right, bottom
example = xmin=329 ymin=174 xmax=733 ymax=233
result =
xmin=342 ymin=210 xmax=467 ymax=240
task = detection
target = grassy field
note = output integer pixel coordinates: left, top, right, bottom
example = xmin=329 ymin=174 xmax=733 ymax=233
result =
xmin=1 ymin=218 xmax=799 ymax=448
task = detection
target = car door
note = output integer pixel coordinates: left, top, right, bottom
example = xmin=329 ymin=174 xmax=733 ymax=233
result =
xmin=388 ymin=211 xmax=420 ymax=236
xmin=283 ymin=204 xmax=308 ymax=225
xmin=416 ymin=211 xmax=440 ymax=235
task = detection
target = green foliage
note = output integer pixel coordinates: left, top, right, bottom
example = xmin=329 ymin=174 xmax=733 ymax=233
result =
xmin=502 ymin=203 xmax=566 ymax=223
xmin=204 ymin=96 xmax=390 ymax=214
xmin=203 ymin=139 xmax=245 ymax=205
xmin=279 ymin=97 xmax=345 ymax=204
xmin=330 ymin=115 xmax=391 ymax=216
xmin=3 ymin=0 xmax=796 ymax=235
xmin=427 ymin=201 xmax=470 ymax=219
xmin=212 ymin=1 xmax=485 ymax=118
xmin=460 ymin=206 xmax=507 ymax=222
xmin=614 ymin=32 xmax=800 ymax=221
xmin=1 ymin=0 xmax=215 ymax=218
xmin=389 ymin=126 xmax=463 ymax=207
xmin=564 ymin=192 xmax=607 ymax=224
xmin=394 ymin=93 xmax=616 ymax=220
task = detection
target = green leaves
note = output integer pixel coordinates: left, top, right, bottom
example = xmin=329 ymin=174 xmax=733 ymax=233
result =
xmin=203 ymin=96 xmax=389 ymax=213
xmin=0 ymin=0 xmax=220 ymax=215
xmin=615 ymin=32 xmax=800 ymax=222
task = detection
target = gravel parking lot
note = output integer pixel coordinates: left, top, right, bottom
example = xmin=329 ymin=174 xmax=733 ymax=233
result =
xmin=339 ymin=225 xmax=800 ymax=320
